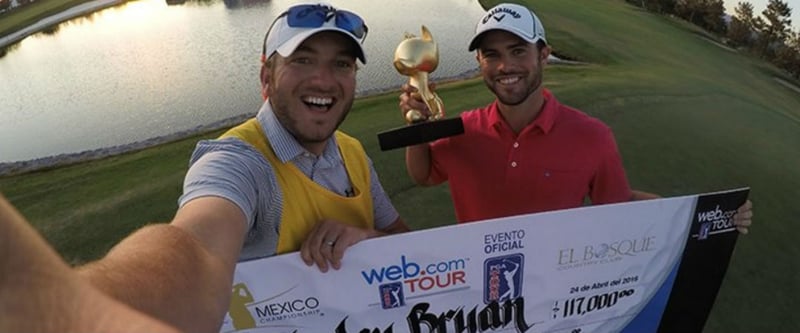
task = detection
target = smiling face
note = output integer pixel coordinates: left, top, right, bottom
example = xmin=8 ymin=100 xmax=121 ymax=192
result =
xmin=476 ymin=30 xmax=550 ymax=107
xmin=263 ymin=31 xmax=359 ymax=155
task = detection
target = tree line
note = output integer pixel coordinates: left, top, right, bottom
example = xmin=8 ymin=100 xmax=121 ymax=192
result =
xmin=627 ymin=0 xmax=799 ymax=79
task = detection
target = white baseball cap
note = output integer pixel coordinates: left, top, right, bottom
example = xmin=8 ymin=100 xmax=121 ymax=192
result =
xmin=468 ymin=3 xmax=547 ymax=51
xmin=263 ymin=3 xmax=368 ymax=63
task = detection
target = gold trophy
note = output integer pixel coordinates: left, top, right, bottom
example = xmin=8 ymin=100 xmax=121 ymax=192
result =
xmin=377 ymin=25 xmax=464 ymax=151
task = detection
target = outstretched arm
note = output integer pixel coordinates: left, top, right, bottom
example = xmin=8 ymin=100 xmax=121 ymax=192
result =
xmin=0 ymin=194 xmax=179 ymax=333
xmin=78 ymin=197 xmax=247 ymax=333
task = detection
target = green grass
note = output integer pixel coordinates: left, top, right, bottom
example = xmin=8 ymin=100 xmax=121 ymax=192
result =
xmin=1 ymin=0 xmax=799 ymax=331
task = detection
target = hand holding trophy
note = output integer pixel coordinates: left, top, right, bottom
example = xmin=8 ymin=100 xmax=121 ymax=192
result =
xmin=377 ymin=25 xmax=464 ymax=151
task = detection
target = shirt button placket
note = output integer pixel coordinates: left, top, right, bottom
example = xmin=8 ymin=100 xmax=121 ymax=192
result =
xmin=510 ymin=142 xmax=520 ymax=167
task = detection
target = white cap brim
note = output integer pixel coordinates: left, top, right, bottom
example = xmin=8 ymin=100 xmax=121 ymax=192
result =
xmin=271 ymin=26 xmax=367 ymax=64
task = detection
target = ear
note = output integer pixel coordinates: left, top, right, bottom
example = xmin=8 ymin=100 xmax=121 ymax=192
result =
xmin=540 ymin=45 xmax=551 ymax=63
xmin=260 ymin=63 xmax=270 ymax=101
xmin=421 ymin=25 xmax=433 ymax=42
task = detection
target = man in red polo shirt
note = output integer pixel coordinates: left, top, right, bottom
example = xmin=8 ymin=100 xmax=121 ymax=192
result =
xmin=401 ymin=3 xmax=753 ymax=230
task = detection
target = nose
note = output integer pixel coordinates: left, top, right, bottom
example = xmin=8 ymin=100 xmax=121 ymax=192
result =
xmin=308 ymin=63 xmax=337 ymax=90
xmin=495 ymin=56 xmax=511 ymax=74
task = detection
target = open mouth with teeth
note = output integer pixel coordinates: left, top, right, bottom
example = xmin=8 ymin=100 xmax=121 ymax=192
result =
xmin=303 ymin=96 xmax=335 ymax=111
xmin=498 ymin=76 xmax=521 ymax=85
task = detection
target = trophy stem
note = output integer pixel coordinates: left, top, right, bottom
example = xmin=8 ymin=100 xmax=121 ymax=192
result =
xmin=410 ymin=73 xmax=442 ymax=119
xmin=408 ymin=74 xmax=426 ymax=93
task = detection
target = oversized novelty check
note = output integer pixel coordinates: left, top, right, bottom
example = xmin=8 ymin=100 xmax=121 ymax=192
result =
xmin=219 ymin=188 xmax=748 ymax=333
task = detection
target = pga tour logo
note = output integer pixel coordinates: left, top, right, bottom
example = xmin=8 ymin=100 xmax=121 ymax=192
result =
xmin=379 ymin=282 xmax=405 ymax=309
xmin=698 ymin=222 xmax=712 ymax=240
xmin=483 ymin=253 xmax=524 ymax=304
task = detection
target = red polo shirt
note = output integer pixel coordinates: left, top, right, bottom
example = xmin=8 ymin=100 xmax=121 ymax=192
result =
xmin=428 ymin=89 xmax=632 ymax=223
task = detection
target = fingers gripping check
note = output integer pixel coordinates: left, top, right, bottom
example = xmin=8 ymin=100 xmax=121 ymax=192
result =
xmin=300 ymin=219 xmax=369 ymax=272
xmin=733 ymin=200 xmax=754 ymax=235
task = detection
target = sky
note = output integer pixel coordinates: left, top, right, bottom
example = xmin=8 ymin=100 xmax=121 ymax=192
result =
xmin=724 ymin=0 xmax=800 ymax=29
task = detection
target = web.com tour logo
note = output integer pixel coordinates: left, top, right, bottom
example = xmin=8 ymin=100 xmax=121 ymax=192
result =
xmin=696 ymin=205 xmax=737 ymax=240
xmin=361 ymin=255 xmax=468 ymax=309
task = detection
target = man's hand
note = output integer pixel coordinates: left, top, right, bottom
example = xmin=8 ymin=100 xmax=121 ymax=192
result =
xmin=733 ymin=200 xmax=754 ymax=235
xmin=399 ymin=83 xmax=440 ymax=121
xmin=630 ymin=190 xmax=661 ymax=201
xmin=300 ymin=219 xmax=376 ymax=272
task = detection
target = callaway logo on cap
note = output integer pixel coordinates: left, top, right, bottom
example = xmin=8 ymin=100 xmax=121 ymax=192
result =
xmin=468 ymin=3 xmax=547 ymax=51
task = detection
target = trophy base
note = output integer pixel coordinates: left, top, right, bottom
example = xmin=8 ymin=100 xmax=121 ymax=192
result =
xmin=377 ymin=117 xmax=465 ymax=151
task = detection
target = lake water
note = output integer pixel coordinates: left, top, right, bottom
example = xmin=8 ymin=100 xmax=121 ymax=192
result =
xmin=0 ymin=0 xmax=484 ymax=163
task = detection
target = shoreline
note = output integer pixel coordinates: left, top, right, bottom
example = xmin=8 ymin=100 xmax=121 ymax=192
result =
xmin=0 ymin=0 xmax=125 ymax=49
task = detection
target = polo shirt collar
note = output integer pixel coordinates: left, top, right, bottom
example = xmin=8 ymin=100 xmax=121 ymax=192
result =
xmin=256 ymin=100 xmax=340 ymax=164
xmin=489 ymin=88 xmax=561 ymax=135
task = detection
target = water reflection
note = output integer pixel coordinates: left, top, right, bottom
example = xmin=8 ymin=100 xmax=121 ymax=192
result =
xmin=0 ymin=41 xmax=20 ymax=57
xmin=0 ymin=0 xmax=485 ymax=163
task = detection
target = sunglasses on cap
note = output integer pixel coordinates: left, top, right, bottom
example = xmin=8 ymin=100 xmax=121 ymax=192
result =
xmin=261 ymin=4 xmax=369 ymax=60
